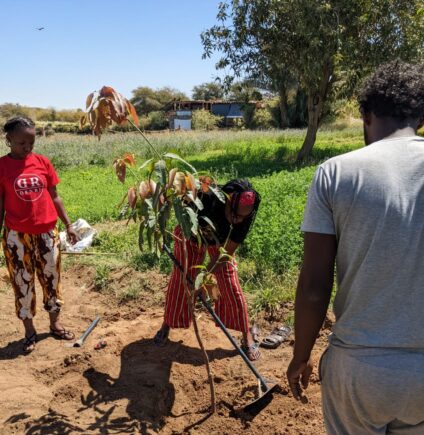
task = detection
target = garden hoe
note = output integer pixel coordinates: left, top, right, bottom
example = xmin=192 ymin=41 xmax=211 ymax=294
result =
xmin=163 ymin=244 xmax=279 ymax=415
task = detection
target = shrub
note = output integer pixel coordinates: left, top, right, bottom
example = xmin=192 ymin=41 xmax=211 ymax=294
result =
xmin=139 ymin=116 xmax=151 ymax=131
xmin=148 ymin=111 xmax=168 ymax=130
xmin=252 ymin=107 xmax=276 ymax=129
xmin=192 ymin=109 xmax=222 ymax=130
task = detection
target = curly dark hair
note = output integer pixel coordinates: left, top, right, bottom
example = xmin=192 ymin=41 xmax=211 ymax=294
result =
xmin=3 ymin=116 xmax=35 ymax=134
xmin=357 ymin=60 xmax=424 ymax=121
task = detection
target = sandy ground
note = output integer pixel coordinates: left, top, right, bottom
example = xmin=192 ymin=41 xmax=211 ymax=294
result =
xmin=0 ymin=264 xmax=330 ymax=434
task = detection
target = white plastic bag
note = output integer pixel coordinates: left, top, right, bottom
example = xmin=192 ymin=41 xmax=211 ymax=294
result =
xmin=59 ymin=218 xmax=97 ymax=253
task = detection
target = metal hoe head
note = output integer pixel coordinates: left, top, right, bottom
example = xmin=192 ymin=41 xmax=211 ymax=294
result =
xmin=65 ymin=316 xmax=100 ymax=348
xmin=241 ymin=381 xmax=279 ymax=415
xmin=65 ymin=338 xmax=85 ymax=348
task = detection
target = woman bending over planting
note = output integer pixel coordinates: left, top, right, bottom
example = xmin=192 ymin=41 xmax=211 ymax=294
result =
xmin=154 ymin=179 xmax=261 ymax=361
xmin=1 ymin=117 xmax=78 ymax=353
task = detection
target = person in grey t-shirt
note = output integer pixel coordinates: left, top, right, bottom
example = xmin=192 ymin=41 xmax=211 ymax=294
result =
xmin=286 ymin=60 xmax=424 ymax=434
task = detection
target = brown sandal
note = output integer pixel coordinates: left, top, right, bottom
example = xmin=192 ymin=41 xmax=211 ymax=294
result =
xmin=50 ymin=327 xmax=75 ymax=341
xmin=260 ymin=325 xmax=291 ymax=349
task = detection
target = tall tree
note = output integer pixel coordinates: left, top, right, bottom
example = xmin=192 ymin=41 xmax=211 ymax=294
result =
xmin=192 ymin=82 xmax=224 ymax=100
xmin=227 ymin=80 xmax=263 ymax=102
xmin=202 ymin=0 xmax=424 ymax=160
xmin=131 ymin=86 xmax=187 ymax=115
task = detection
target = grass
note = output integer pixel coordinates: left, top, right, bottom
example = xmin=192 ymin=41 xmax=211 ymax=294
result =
xmin=93 ymin=263 xmax=142 ymax=302
xmin=1 ymin=127 xmax=363 ymax=316
xmin=94 ymin=264 xmax=111 ymax=291
xmin=116 ymin=285 xmax=142 ymax=303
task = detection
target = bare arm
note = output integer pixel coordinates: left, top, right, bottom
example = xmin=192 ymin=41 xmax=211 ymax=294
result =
xmin=287 ymin=232 xmax=337 ymax=400
xmin=48 ymin=186 xmax=78 ymax=244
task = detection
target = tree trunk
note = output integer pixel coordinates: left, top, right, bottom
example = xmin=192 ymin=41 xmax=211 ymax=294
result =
xmin=296 ymin=93 xmax=321 ymax=161
xmin=278 ymin=87 xmax=289 ymax=129
xmin=296 ymin=62 xmax=332 ymax=161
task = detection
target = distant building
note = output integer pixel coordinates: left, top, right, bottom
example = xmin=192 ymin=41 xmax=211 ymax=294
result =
xmin=165 ymin=100 xmax=258 ymax=130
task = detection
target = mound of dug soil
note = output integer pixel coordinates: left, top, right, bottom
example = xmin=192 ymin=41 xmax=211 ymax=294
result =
xmin=0 ymin=265 xmax=328 ymax=434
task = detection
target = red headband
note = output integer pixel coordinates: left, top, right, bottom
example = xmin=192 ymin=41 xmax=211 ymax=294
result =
xmin=238 ymin=191 xmax=256 ymax=206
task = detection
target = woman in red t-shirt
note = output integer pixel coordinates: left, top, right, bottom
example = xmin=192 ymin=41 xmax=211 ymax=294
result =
xmin=1 ymin=117 xmax=78 ymax=353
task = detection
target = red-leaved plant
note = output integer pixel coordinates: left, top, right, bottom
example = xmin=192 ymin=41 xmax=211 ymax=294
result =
xmin=82 ymin=86 xmax=233 ymax=413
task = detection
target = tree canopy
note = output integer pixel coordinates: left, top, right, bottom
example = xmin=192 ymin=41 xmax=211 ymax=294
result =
xmin=131 ymin=86 xmax=187 ymax=115
xmin=202 ymin=0 xmax=424 ymax=159
xmin=191 ymin=82 xmax=224 ymax=100
xmin=227 ymin=81 xmax=264 ymax=102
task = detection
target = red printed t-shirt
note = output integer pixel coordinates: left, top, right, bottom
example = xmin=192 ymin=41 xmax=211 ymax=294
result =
xmin=0 ymin=153 xmax=59 ymax=234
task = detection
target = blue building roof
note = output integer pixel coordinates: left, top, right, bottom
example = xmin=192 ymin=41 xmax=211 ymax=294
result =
xmin=211 ymin=103 xmax=243 ymax=118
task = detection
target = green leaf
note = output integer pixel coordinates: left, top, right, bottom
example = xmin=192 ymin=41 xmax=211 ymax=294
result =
xmin=154 ymin=160 xmax=167 ymax=186
xmin=218 ymin=253 xmax=233 ymax=262
xmin=218 ymin=246 xmax=228 ymax=255
xmin=140 ymin=201 xmax=150 ymax=221
xmin=199 ymin=216 xmax=216 ymax=231
xmin=218 ymin=246 xmax=233 ymax=262
xmin=195 ymin=271 xmax=206 ymax=290
xmin=152 ymin=182 xmax=162 ymax=210
xmin=173 ymin=197 xmax=183 ymax=222
xmin=148 ymin=215 xmax=156 ymax=229
xmin=186 ymin=193 xmax=204 ymax=211
xmin=158 ymin=201 xmax=170 ymax=235
xmin=144 ymin=198 xmax=154 ymax=210
xmin=186 ymin=207 xmax=198 ymax=235
xmin=163 ymin=152 xmax=197 ymax=173
xmin=172 ymin=197 xmax=198 ymax=238
xmin=209 ymin=185 xmax=226 ymax=203
xmin=173 ymin=198 xmax=192 ymax=239
xmin=138 ymin=158 xmax=154 ymax=171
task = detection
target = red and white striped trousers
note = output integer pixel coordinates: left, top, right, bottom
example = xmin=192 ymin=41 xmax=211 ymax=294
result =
xmin=164 ymin=226 xmax=250 ymax=333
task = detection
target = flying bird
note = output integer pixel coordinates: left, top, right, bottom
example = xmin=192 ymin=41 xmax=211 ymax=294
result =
xmin=36 ymin=27 xmax=45 ymax=31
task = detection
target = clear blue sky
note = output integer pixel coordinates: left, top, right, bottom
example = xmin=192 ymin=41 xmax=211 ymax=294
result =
xmin=0 ymin=0 xmax=223 ymax=109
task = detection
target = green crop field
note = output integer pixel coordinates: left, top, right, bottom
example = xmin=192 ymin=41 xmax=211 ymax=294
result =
xmin=1 ymin=128 xmax=364 ymax=316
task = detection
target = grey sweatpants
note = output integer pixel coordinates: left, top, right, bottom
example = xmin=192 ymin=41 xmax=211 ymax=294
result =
xmin=320 ymin=344 xmax=424 ymax=434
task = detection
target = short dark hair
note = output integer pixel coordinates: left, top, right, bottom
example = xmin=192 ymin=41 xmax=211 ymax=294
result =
xmin=3 ymin=117 xmax=35 ymax=134
xmin=357 ymin=60 xmax=424 ymax=121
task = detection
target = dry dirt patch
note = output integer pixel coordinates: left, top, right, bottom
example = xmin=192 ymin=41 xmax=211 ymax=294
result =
xmin=0 ymin=265 xmax=328 ymax=434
